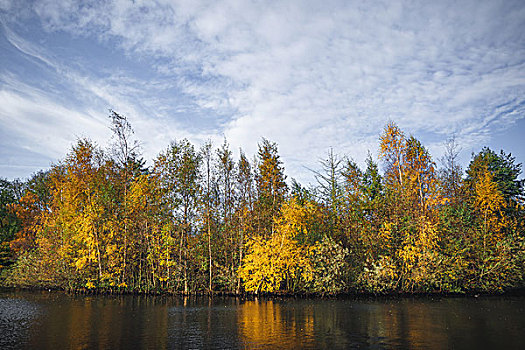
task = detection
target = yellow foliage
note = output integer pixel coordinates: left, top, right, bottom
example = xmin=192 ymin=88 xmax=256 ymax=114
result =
xmin=238 ymin=234 xmax=312 ymax=292
xmin=475 ymin=169 xmax=505 ymax=210
xmin=475 ymin=168 xmax=506 ymax=238
xmin=239 ymin=198 xmax=313 ymax=293
xmin=398 ymin=216 xmax=440 ymax=289
xmin=75 ymin=257 xmax=87 ymax=270
xmin=379 ymin=121 xmax=406 ymax=187
xmin=379 ymin=222 xmax=394 ymax=249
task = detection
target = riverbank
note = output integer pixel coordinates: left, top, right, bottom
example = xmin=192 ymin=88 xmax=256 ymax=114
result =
xmin=2 ymin=284 xmax=524 ymax=300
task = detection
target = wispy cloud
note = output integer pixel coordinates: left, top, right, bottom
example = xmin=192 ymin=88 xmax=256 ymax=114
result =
xmin=1 ymin=0 xmax=524 ymax=182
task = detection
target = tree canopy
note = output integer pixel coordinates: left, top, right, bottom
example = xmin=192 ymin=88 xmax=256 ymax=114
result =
xmin=1 ymin=117 xmax=524 ymax=295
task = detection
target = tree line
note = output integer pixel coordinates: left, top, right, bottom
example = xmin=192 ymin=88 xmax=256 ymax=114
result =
xmin=1 ymin=112 xmax=524 ymax=294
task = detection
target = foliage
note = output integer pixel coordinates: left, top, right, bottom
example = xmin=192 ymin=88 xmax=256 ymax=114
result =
xmin=466 ymin=147 xmax=524 ymax=203
xmin=255 ymin=138 xmax=287 ymax=237
xmin=308 ymin=235 xmax=349 ymax=294
xmin=238 ymin=198 xmax=313 ymax=293
xmin=1 ymin=117 xmax=524 ymax=295
xmin=0 ymin=179 xmax=21 ymax=268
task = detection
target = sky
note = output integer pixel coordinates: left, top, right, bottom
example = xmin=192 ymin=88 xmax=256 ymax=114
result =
xmin=0 ymin=0 xmax=524 ymax=185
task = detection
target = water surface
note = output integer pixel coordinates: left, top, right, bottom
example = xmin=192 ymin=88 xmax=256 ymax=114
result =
xmin=0 ymin=290 xmax=524 ymax=349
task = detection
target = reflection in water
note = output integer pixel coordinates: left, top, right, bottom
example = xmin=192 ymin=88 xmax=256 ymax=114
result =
xmin=0 ymin=291 xmax=524 ymax=349
xmin=20 ymin=293 xmax=171 ymax=349
xmin=238 ymin=299 xmax=315 ymax=349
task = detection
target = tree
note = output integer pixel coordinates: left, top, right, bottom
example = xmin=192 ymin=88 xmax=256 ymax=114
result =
xmin=217 ymin=139 xmax=235 ymax=225
xmin=403 ymin=136 xmax=439 ymax=213
xmin=466 ymin=149 xmax=524 ymax=289
xmin=466 ymin=147 xmax=524 ymax=204
xmin=215 ymin=138 xmax=238 ymax=289
xmin=313 ymin=148 xmax=344 ymax=239
xmin=108 ymin=110 xmax=142 ymax=285
xmin=379 ymin=121 xmax=406 ymax=188
xmin=397 ymin=215 xmax=441 ymax=291
xmin=42 ymin=139 xmax=116 ymax=285
xmin=470 ymin=166 xmax=520 ymax=290
xmin=351 ymin=154 xmax=385 ymax=281
xmin=108 ymin=110 xmax=141 ymax=170
xmin=474 ymin=167 xmax=506 ymax=248
xmin=255 ymin=138 xmax=287 ymax=237
xmin=239 ymin=198 xmax=313 ymax=293
xmin=361 ymin=152 xmax=383 ymax=209
xmin=439 ymin=136 xmax=463 ymax=204
xmin=3 ymin=114 xmax=525 ymax=295
xmin=3 ymin=171 xmax=52 ymax=264
xmin=235 ymin=149 xmax=254 ymax=293
xmin=154 ymin=139 xmax=201 ymax=293
xmin=200 ymin=140 xmax=215 ymax=292
xmin=0 ymin=179 xmax=21 ymax=268
xmin=127 ymin=173 xmax=164 ymax=290
xmin=8 ymin=191 xmax=41 ymax=256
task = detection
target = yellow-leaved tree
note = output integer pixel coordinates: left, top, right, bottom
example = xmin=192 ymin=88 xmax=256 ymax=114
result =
xmin=238 ymin=198 xmax=313 ymax=293
xmin=475 ymin=167 xmax=506 ymax=243
xmin=39 ymin=139 xmax=117 ymax=288
xmin=127 ymin=173 xmax=172 ymax=289
xmin=472 ymin=166 xmax=515 ymax=289
xmin=398 ymin=216 xmax=440 ymax=291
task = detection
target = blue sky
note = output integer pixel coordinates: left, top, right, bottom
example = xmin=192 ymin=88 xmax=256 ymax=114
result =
xmin=1 ymin=0 xmax=524 ymax=185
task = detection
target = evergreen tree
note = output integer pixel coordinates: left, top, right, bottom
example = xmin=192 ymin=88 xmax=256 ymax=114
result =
xmin=255 ymin=138 xmax=287 ymax=237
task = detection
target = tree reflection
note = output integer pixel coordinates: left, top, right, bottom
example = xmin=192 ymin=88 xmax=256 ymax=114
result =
xmin=1 ymin=292 xmax=523 ymax=350
xmin=25 ymin=294 xmax=170 ymax=349
xmin=238 ymin=299 xmax=315 ymax=348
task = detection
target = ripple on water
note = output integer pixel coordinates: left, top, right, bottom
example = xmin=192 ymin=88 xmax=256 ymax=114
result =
xmin=0 ymin=298 xmax=41 ymax=349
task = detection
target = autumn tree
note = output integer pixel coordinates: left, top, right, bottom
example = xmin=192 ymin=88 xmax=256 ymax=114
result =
xmin=376 ymin=123 xmax=444 ymax=291
xmin=255 ymin=138 xmax=287 ymax=237
xmin=213 ymin=139 xmax=237 ymax=289
xmin=108 ymin=110 xmax=142 ymax=285
xmin=3 ymin=115 xmax=524 ymax=295
xmin=235 ymin=149 xmax=254 ymax=293
xmin=154 ymin=139 xmax=201 ymax=293
xmin=200 ymin=140 xmax=215 ymax=292
xmin=470 ymin=166 xmax=521 ymax=288
xmin=33 ymin=139 xmax=120 ymax=287
xmin=340 ymin=158 xmax=363 ymax=241
xmin=4 ymin=171 xmax=51 ymax=260
xmin=403 ymin=136 xmax=439 ymax=213
xmin=475 ymin=168 xmax=506 ymax=243
xmin=239 ymin=197 xmax=313 ymax=293
xmin=8 ymin=191 xmax=42 ymax=256
xmin=379 ymin=121 xmax=406 ymax=189
xmin=466 ymin=147 xmax=524 ymax=204
xmin=1 ymin=178 xmax=22 ymax=267
xmin=127 ymin=173 xmax=164 ymax=290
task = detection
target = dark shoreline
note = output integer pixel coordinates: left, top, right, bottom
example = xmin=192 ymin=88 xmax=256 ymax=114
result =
xmin=2 ymin=285 xmax=524 ymax=300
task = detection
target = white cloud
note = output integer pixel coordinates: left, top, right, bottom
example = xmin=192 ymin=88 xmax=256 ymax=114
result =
xmin=0 ymin=87 xmax=107 ymax=157
xmin=1 ymin=0 xmax=524 ymax=182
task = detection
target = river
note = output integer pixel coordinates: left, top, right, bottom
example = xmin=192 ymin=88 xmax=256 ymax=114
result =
xmin=0 ymin=290 xmax=524 ymax=349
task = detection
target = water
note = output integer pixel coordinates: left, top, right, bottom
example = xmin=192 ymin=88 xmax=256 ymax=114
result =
xmin=0 ymin=290 xmax=524 ymax=349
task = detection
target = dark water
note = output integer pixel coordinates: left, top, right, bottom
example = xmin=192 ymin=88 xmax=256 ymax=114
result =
xmin=0 ymin=291 xmax=524 ymax=349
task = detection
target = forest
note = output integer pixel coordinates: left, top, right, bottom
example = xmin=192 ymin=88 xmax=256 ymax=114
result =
xmin=1 ymin=111 xmax=524 ymax=295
